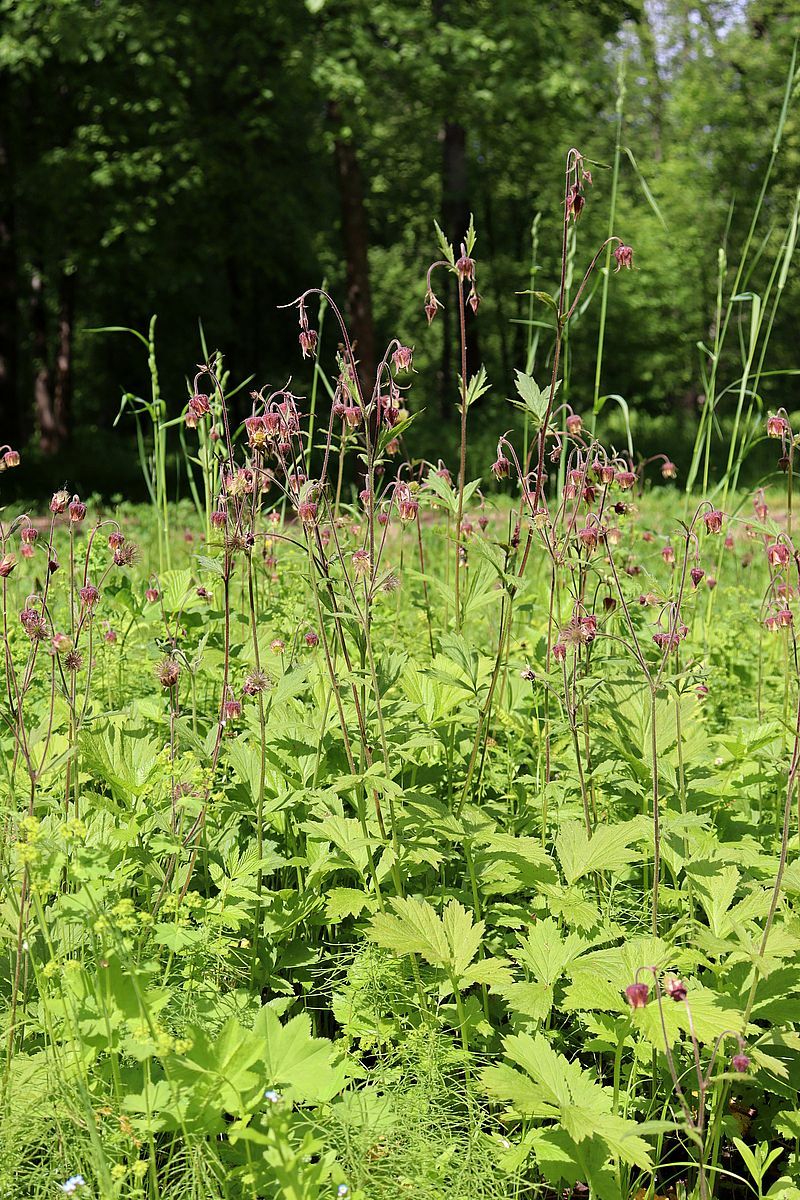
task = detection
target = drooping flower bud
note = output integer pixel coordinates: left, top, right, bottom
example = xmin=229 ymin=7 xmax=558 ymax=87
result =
xmin=614 ymin=244 xmax=634 ymax=271
xmin=0 ymin=553 xmax=16 ymax=578
xmin=145 ymin=588 xmax=159 ymax=603
xmin=691 ymin=567 xmax=705 ymax=588
xmin=491 ymin=454 xmax=511 ymax=480
xmin=625 ymin=983 xmax=649 ymax=1009
xmin=68 ymin=496 xmax=86 ymax=523
xmin=424 ymin=288 xmax=441 ymax=325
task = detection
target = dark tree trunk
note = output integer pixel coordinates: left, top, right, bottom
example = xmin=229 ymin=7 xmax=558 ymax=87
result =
xmin=328 ymin=100 xmax=376 ymax=396
xmin=0 ymin=88 xmax=20 ymax=448
xmin=30 ymin=269 xmax=60 ymax=456
xmin=54 ymin=269 xmax=75 ymax=444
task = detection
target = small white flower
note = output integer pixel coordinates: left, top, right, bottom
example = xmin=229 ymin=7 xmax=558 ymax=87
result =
xmin=59 ymin=1177 xmax=85 ymax=1195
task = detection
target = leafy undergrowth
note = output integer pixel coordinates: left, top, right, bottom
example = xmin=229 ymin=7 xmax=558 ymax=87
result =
xmin=2 ymin=167 xmax=800 ymax=1199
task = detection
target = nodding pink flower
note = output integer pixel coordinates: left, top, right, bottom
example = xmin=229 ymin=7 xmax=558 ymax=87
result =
xmin=270 ymin=638 xmax=285 ymax=655
xmin=223 ymin=698 xmax=242 ymax=722
xmin=753 ymin=489 xmax=768 ymax=523
xmin=724 ymin=534 xmax=735 ymax=550
xmin=582 ymin=484 xmax=597 ymax=505
xmin=461 ymin=519 xmax=474 ymax=537
xmin=51 ymin=632 xmax=72 ymax=654
xmin=597 ymin=465 xmax=618 ymax=489
xmin=48 ymin=557 xmax=59 ymax=575
xmin=299 ymin=328 xmax=318 ymax=358
xmin=245 ymin=415 xmax=269 ymax=449
xmin=264 ymin=412 xmax=282 ymax=438
xmin=642 ymin=531 xmax=654 ymax=543
xmin=696 ymin=684 xmax=709 ymax=698
xmin=625 ymin=982 xmax=649 ymax=1009
xmin=210 ymin=509 xmax=227 ymax=529
xmin=435 ymin=464 xmax=452 ymax=485
xmin=778 ymin=607 xmax=794 ymax=627
xmin=577 ymin=525 xmax=599 ymax=552
xmin=563 ymin=482 xmax=578 ymax=500
xmin=21 ymin=545 xmax=33 ymax=559
xmin=491 ymin=454 xmax=511 ymax=480
xmin=731 ymin=1053 xmax=750 ymax=1074
xmin=145 ymin=588 xmax=159 ymax=603
xmin=104 ymin=627 xmax=117 ymax=644
xmin=50 ymin=490 xmax=70 ymax=514
xmin=377 ymin=510 xmax=390 ymax=527
xmin=553 ymin=642 xmax=567 ymax=662
xmin=197 ymin=586 xmax=212 ymax=600
xmin=305 ymin=629 xmax=319 ymax=647
xmin=297 ymin=501 xmax=318 ymax=526
xmin=767 ymin=414 xmax=789 ymax=439
xmin=108 ymin=531 xmax=125 ymax=550
xmin=703 ymin=508 xmax=724 ymax=534
xmin=768 ymin=542 xmax=790 ymax=568
xmin=765 ymin=614 xmax=779 ymax=632
xmin=706 ymin=575 xmax=717 ymax=590
xmin=455 ymin=243 xmax=476 ymax=281
xmin=68 ymin=496 xmax=86 ymax=523
xmin=661 ymin=460 xmax=678 ymax=480
xmin=478 ymin=514 xmax=488 ymax=532
xmin=343 ymin=405 xmax=362 ymax=428
xmin=157 ymin=658 xmax=180 ymax=689
xmin=614 ymin=244 xmax=634 ymax=271
xmin=392 ymin=345 xmax=414 ymax=373
xmin=20 ymin=526 xmax=38 ymax=545
xmin=566 ymin=413 xmax=583 ymax=436
xmin=396 ymin=486 xmax=418 ymax=522
xmin=189 ymin=393 xmax=211 ymax=422
xmin=2 ymin=449 xmax=20 ymax=468
xmin=583 ymin=614 xmax=598 ymax=639
xmin=424 ymin=288 xmax=441 ymax=325
xmin=653 ymin=630 xmax=681 ymax=652
xmin=0 ymin=553 xmax=16 ymax=578
xmin=79 ymin=584 xmax=100 ymax=608
xmin=665 ymin=976 xmax=688 ymax=1001
xmin=615 ymin=470 xmax=636 ymax=491
xmin=690 ymin=567 xmax=705 ymax=588
xmin=639 ymin=592 xmax=659 ymax=606
xmin=662 ymin=545 xmax=675 ymax=565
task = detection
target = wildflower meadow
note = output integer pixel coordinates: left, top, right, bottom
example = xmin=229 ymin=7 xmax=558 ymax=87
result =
xmin=2 ymin=14 xmax=800 ymax=1200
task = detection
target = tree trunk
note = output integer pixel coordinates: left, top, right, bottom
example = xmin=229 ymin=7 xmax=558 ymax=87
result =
xmin=328 ymin=100 xmax=376 ymax=396
xmin=30 ymin=269 xmax=60 ymax=456
xmin=0 ymin=88 xmax=19 ymax=448
xmin=54 ymin=269 xmax=75 ymax=444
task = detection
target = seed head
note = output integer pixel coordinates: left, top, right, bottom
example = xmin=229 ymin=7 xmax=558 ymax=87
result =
xmin=20 ymin=608 xmax=47 ymax=639
xmin=64 ymin=650 xmax=83 ymax=672
xmin=113 ymin=542 xmax=138 ymax=567
xmin=243 ymin=669 xmax=270 ymax=696
xmin=157 ymin=658 xmax=180 ymax=689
